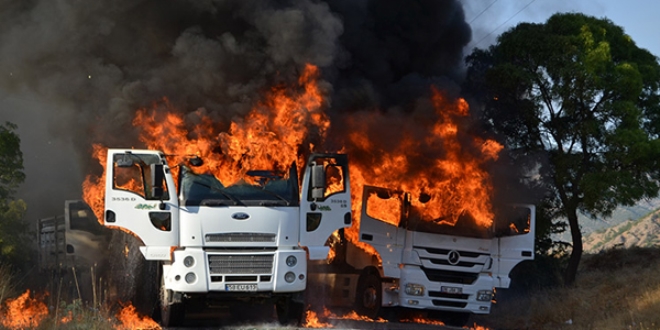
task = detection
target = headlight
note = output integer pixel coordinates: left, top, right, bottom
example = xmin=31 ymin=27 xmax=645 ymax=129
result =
xmin=404 ymin=283 xmax=425 ymax=296
xmin=284 ymin=272 xmax=296 ymax=283
xmin=183 ymin=256 xmax=195 ymax=268
xmin=286 ymin=255 xmax=297 ymax=267
xmin=476 ymin=290 xmax=493 ymax=301
xmin=185 ymin=272 xmax=197 ymax=284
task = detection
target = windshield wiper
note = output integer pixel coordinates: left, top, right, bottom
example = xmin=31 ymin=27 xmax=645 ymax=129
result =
xmin=256 ymin=189 xmax=291 ymax=206
xmin=200 ymin=199 xmax=236 ymax=207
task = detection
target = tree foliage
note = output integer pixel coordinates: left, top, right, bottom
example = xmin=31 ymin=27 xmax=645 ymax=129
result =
xmin=0 ymin=122 xmax=24 ymax=200
xmin=0 ymin=122 xmax=27 ymax=267
xmin=464 ymin=13 xmax=660 ymax=285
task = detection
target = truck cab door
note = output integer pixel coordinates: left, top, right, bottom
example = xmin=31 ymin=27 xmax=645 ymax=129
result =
xmin=104 ymin=149 xmax=179 ymax=260
xmin=358 ymin=186 xmax=404 ymax=278
xmin=492 ymin=204 xmax=535 ymax=288
xmin=299 ymin=154 xmax=352 ymax=260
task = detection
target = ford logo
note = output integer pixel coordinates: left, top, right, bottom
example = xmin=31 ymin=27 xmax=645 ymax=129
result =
xmin=231 ymin=212 xmax=250 ymax=220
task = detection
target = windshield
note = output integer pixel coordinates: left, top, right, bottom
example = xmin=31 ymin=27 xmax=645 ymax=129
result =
xmin=407 ymin=205 xmax=532 ymax=239
xmin=179 ymin=165 xmax=299 ymax=207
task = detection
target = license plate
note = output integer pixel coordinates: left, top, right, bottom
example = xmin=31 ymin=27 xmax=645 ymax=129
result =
xmin=441 ymin=286 xmax=463 ymax=294
xmin=225 ymin=284 xmax=258 ymax=292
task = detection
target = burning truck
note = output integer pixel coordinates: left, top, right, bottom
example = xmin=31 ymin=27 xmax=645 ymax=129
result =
xmin=308 ymin=186 xmax=535 ymax=326
xmin=78 ymin=59 xmax=531 ymax=328
xmin=101 ymin=148 xmax=351 ymax=326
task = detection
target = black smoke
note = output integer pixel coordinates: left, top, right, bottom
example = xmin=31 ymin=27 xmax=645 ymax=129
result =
xmin=1 ymin=0 xmax=471 ymax=218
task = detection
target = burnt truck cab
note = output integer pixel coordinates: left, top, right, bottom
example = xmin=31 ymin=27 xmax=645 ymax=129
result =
xmin=310 ymin=185 xmax=534 ymax=326
xmin=37 ymin=200 xmax=111 ymax=272
xmin=103 ymin=149 xmax=351 ymax=326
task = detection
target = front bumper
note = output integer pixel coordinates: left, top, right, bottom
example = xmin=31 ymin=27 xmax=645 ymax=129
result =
xmin=397 ymin=265 xmax=494 ymax=314
xmin=163 ymin=247 xmax=307 ymax=294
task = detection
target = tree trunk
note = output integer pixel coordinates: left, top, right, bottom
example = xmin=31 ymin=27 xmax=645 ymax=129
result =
xmin=564 ymin=210 xmax=582 ymax=286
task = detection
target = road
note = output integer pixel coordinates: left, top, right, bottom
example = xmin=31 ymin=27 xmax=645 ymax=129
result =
xmin=165 ymin=306 xmax=485 ymax=330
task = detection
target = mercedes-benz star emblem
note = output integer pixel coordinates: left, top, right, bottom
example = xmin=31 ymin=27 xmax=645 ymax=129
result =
xmin=447 ymin=250 xmax=460 ymax=265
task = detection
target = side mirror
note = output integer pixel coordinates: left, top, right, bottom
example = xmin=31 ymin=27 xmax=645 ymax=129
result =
xmin=310 ymin=164 xmax=325 ymax=200
xmin=150 ymin=164 xmax=165 ymax=199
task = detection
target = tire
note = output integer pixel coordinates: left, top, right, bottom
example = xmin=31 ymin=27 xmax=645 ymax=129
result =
xmin=134 ymin=261 xmax=159 ymax=318
xmin=355 ymin=273 xmax=382 ymax=319
xmin=276 ymin=297 xmax=305 ymax=326
xmin=159 ymin=270 xmax=185 ymax=327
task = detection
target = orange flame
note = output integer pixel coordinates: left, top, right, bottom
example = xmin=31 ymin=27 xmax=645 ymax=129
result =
xmin=60 ymin=310 xmax=73 ymax=324
xmin=135 ymin=63 xmax=327 ymax=186
xmin=83 ymin=64 xmax=329 ymax=219
xmin=82 ymin=144 xmax=107 ymax=222
xmin=344 ymin=87 xmax=502 ymax=251
xmin=302 ymin=308 xmax=334 ymax=328
xmin=0 ymin=290 xmax=49 ymax=330
xmin=114 ymin=302 xmax=161 ymax=330
xmin=82 ymin=65 xmax=502 ymax=265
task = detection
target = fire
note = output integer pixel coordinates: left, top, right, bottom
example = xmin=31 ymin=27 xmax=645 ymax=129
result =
xmin=82 ymin=144 xmax=107 ymax=222
xmin=0 ymin=290 xmax=49 ymax=330
xmin=334 ymin=310 xmax=387 ymax=323
xmin=83 ymin=64 xmax=328 ymax=220
xmin=60 ymin=310 xmax=73 ymax=324
xmin=134 ymin=63 xmax=326 ymax=187
xmin=344 ymin=87 xmax=502 ymax=250
xmin=302 ymin=308 xmax=333 ymax=328
xmin=114 ymin=302 xmax=161 ymax=330
xmin=401 ymin=315 xmax=445 ymax=326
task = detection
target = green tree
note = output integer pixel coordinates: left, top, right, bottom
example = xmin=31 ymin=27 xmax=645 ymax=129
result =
xmin=464 ymin=13 xmax=660 ymax=285
xmin=0 ymin=122 xmax=27 ymax=266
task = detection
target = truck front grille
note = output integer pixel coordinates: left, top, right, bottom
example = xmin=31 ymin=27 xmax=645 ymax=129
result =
xmin=208 ymin=254 xmax=274 ymax=274
xmin=206 ymin=233 xmax=276 ymax=243
xmin=421 ymin=267 xmax=479 ymax=285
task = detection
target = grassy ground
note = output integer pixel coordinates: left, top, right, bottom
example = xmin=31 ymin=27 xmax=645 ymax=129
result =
xmin=477 ymin=247 xmax=660 ymax=330
xmin=4 ymin=247 xmax=660 ymax=329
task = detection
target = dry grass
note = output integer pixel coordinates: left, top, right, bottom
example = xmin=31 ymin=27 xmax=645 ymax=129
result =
xmin=479 ymin=247 xmax=660 ymax=330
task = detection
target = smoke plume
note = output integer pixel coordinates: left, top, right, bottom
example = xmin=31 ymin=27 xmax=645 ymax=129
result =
xmin=1 ymin=0 xmax=471 ymax=218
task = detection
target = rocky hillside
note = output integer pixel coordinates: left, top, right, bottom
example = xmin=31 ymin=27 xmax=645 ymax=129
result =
xmin=584 ymin=204 xmax=660 ymax=253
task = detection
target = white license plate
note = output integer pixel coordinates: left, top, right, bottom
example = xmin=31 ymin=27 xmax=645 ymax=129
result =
xmin=225 ymin=284 xmax=258 ymax=292
xmin=441 ymin=286 xmax=463 ymax=294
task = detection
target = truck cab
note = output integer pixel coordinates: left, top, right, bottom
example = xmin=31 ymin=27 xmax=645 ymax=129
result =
xmin=102 ymin=149 xmax=351 ymax=326
xmin=310 ymin=185 xmax=535 ymax=326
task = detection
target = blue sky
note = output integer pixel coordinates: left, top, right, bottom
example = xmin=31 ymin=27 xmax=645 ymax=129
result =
xmin=463 ymin=0 xmax=660 ymax=57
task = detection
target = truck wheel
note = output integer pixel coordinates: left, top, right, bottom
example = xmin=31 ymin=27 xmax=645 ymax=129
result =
xmin=159 ymin=273 xmax=184 ymax=327
xmin=276 ymin=297 xmax=305 ymax=325
xmin=356 ymin=273 xmax=381 ymax=319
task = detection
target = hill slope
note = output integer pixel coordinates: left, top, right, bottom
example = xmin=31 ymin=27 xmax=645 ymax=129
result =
xmin=584 ymin=204 xmax=660 ymax=252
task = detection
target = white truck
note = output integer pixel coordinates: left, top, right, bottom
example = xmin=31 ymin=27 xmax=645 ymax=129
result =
xmin=309 ymin=185 xmax=535 ymax=326
xmin=102 ymin=149 xmax=352 ymax=326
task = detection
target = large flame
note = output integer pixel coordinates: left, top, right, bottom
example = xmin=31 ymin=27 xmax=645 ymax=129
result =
xmin=134 ymin=63 xmax=326 ymax=186
xmin=0 ymin=290 xmax=49 ymax=330
xmin=344 ymin=87 xmax=502 ymax=247
xmin=83 ymin=64 xmax=328 ymax=219
xmin=82 ymin=64 xmax=502 ymax=273
xmin=114 ymin=303 xmax=161 ymax=330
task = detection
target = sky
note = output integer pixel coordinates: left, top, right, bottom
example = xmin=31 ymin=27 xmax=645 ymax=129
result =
xmin=463 ymin=0 xmax=660 ymax=57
